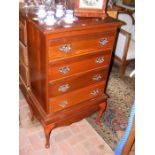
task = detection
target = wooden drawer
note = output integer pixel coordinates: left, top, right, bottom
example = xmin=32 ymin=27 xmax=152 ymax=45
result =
xmin=19 ymin=18 xmax=27 ymax=45
xmin=48 ymin=67 xmax=108 ymax=97
xmin=19 ymin=41 xmax=28 ymax=65
xmin=49 ymin=82 xmax=105 ymax=113
xmin=19 ymin=60 xmax=29 ymax=86
xmin=48 ymin=31 xmax=115 ymax=61
xmin=48 ymin=51 xmax=111 ymax=82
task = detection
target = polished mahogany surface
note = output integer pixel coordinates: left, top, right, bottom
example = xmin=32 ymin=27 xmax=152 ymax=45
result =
xmin=19 ymin=4 xmax=122 ymax=148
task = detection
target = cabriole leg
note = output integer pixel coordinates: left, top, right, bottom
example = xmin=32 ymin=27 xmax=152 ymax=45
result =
xmin=44 ymin=124 xmax=55 ymax=149
xmin=96 ymin=101 xmax=107 ymax=125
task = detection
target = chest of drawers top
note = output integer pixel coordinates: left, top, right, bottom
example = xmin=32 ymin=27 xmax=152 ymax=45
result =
xmin=20 ymin=7 xmax=122 ymax=34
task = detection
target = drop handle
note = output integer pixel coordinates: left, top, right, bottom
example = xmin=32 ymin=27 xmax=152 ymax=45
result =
xmin=59 ymin=44 xmax=71 ymax=53
xmin=99 ymin=38 xmax=108 ymax=46
xmin=96 ymin=57 xmax=104 ymax=64
xmin=58 ymin=84 xmax=70 ymax=92
xmin=90 ymin=89 xmax=99 ymax=96
xmin=59 ymin=100 xmax=68 ymax=108
xmin=59 ymin=66 xmax=70 ymax=74
xmin=92 ymin=74 xmax=102 ymax=81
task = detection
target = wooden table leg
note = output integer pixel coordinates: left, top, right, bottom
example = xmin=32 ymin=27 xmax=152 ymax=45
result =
xmin=44 ymin=123 xmax=55 ymax=149
xmin=96 ymin=101 xmax=107 ymax=125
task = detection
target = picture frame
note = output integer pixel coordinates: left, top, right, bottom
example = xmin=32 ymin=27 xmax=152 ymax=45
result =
xmin=74 ymin=0 xmax=108 ymax=17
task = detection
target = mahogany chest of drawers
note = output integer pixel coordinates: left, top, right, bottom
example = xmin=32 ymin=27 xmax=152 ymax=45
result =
xmin=19 ymin=6 xmax=122 ymax=148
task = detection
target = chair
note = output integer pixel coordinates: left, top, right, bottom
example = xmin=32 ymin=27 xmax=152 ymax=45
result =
xmin=114 ymin=69 xmax=135 ymax=155
xmin=114 ymin=12 xmax=135 ymax=75
xmin=115 ymin=103 xmax=135 ymax=155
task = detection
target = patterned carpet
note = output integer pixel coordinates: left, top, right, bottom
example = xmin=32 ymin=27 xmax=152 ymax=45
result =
xmin=87 ymin=62 xmax=135 ymax=150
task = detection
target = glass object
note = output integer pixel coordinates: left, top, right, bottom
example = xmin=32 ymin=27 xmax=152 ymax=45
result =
xmin=63 ymin=9 xmax=78 ymax=24
xmin=63 ymin=9 xmax=74 ymax=24
xmin=36 ymin=4 xmax=46 ymax=19
xmin=42 ymin=0 xmax=55 ymax=10
xmin=65 ymin=10 xmax=73 ymax=19
xmin=44 ymin=11 xmax=56 ymax=26
xmin=56 ymin=4 xmax=65 ymax=18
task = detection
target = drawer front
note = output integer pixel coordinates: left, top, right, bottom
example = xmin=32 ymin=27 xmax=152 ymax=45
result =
xmin=48 ymin=51 xmax=111 ymax=81
xmin=19 ymin=19 xmax=27 ymax=45
xmin=19 ymin=41 xmax=28 ymax=65
xmin=48 ymin=31 xmax=115 ymax=61
xmin=49 ymin=82 xmax=105 ymax=113
xmin=48 ymin=68 xmax=108 ymax=97
xmin=19 ymin=61 xmax=29 ymax=86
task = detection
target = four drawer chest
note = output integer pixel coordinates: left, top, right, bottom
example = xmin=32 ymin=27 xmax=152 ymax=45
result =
xmin=19 ymin=5 xmax=122 ymax=148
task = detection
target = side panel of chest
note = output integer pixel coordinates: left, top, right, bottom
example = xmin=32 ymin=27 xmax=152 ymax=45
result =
xmin=27 ymin=21 xmax=48 ymax=112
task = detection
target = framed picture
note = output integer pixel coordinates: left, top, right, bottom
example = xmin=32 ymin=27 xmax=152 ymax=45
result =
xmin=74 ymin=0 xmax=108 ymax=17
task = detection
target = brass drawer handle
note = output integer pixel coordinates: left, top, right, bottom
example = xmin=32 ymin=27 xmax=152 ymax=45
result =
xmin=58 ymin=84 xmax=70 ymax=92
xmin=90 ymin=89 xmax=99 ymax=96
xmin=59 ymin=66 xmax=70 ymax=74
xmin=99 ymin=38 xmax=108 ymax=46
xmin=59 ymin=100 xmax=68 ymax=108
xmin=59 ymin=44 xmax=71 ymax=53
xmin=92 ymin=74 xmax=102 ymax=81
xmin=96 ymin=57 xmax=104 ymax=64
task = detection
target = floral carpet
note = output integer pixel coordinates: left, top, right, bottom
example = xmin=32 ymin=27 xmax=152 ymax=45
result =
xmin=87 ymin=63 xmax=135 ymax=150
